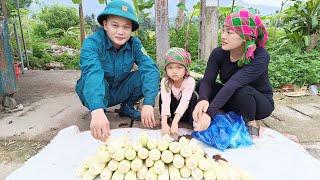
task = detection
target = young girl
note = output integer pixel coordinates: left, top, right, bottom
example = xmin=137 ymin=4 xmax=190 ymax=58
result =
xmin=160 ymin=47 xmax=198 ymax=136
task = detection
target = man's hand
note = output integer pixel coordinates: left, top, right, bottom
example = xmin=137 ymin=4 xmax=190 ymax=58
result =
xmin=194 ymin=112 xmax=211 ymax=131
xmin=90 ymin=108 xmax=110 ymax=141
xmin=192 ymin=100 xmax=209 ymax=122
xmin=141 ymin=105 xmax=155 ymax=128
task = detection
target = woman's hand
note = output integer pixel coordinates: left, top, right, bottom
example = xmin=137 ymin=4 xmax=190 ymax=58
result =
xmin=194 ymin=112 xmax=211 ymax=131
xmin=90 ymin=109 xmax=110 ymax=141
xmin=193 ymin=100 xmax=209 ymax=122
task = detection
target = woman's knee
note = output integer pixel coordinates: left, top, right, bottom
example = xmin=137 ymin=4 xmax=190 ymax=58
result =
xmin=232 ymin=86 xmax=255 ymax=102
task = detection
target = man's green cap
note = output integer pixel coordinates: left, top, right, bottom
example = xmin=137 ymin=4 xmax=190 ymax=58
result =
xmin=97 ymin=0 xmax=139 ymax=31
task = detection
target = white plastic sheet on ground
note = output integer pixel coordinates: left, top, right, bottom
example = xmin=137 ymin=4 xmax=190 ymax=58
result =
xmin=6 ymin=126 xmax=320 ymax=180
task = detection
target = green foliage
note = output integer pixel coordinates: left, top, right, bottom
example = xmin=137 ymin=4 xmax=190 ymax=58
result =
xmin=137 ymin=0 xmax=154 ymax=10
xmin=282 ymin=0 xmax=319 ymax=49
xmin=28 ymin=40 xmax=80 ymax=69
xmin=268 ymin=50 xmax=320 ymax=88
xmin=189 ymin=59 xmax=206 ymax=74
xmin=28 ymin=41 xmax=53 ymax=69
xmin=169 ymin=23 xmax=199 ymax=61
xmin=131 ymin=0 xmax=155 ymax=41
xmin=141 ymin=33 xmax=156 ymax=62
xmin=32 ymin=21 xmax=48 ymax=39
xmin=177 ymin=2 xmax=187 ymax=11
xmin=6 ymin=0 xmax=32 ymax=17
xmin=71 ymin=0 xmax=81 ymax=3
xmin=54 ymin=53 xmax=80 ymax=69
xmin=38 ymin=5 xmax=79 ymax=31
xmin=218 ymin=7 xmax=232 ymax=29
xmin=46 ymin=28 xmax=65 ymax=37
xmin=84 ymin=14 xmax=99 ymax=32
xmin=30 ymin=41 xmax=50 ymax=59
xmin=141 ymin=22 xmax=200 ymax=67
xmin=57 ymin=36 xmax=80 ymax=49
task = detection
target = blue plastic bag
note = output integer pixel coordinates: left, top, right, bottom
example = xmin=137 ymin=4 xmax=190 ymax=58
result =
xmin=192 ymin=111 xmax=253 ymax=151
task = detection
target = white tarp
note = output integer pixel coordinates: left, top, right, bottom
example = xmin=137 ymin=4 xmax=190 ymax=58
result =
xmin=6 ymin=126 xmax=320 ymax=180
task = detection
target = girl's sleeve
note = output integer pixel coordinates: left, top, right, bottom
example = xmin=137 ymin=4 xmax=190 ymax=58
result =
xmin=175 ymin=77 xmax=196 ymax=117
xmin=160 ymin=78 xmax=172 ymax=117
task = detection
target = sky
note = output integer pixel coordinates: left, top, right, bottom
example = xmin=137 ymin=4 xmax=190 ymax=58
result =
xmin=29 ymin=0 xmax=289 ymax=18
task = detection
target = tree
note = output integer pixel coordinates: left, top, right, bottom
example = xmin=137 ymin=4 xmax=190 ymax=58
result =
xmin=184 ymin=1 xmax=200 ymax=52
xmin=131 ymin=0 xmax=155 ymax=41
xmin=72 ymin=0 xmax=105 ymax=44
xmin=1 ymin=0 xmax=8 ymax=17
xmin=84 ymin=14 xmax=98 ymax=32
xmin=175 ymin=0 xmax=186 ymax=30
xmin=6 ymin=0 xmax=32 ymax=17
xmin=38 ymin=5 xmax=79 ymax=31
xmin=155 ymin=0 xmax=169 ymax=68
xmin=199 ymin=0 xmax=218 ymax=62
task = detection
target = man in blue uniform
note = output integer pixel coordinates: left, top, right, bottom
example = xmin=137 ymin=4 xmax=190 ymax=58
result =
xmin=76 ymin=0 xmax=160 ymax=141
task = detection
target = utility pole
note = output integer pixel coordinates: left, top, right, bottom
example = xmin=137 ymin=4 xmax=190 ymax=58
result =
xmin=155 ymin=0 xmax=169 ymax=68
xmin=79 ymin=2 xmax=85 ymax=45
xmin=16 ymin=0 xmax=30 ymax=68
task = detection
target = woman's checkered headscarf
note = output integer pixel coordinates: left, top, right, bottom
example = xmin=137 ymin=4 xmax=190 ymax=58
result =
xmin=224 ymin=9 xmax=268 ymax=66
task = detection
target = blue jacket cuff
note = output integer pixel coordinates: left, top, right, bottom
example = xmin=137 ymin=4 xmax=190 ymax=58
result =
xmin=89 ymin=102 xmax=107 ymax=112
xmin=143 ymin=98 xmax=155 ymax=106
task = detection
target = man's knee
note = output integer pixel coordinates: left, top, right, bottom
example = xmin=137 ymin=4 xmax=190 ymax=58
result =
xmin=129 ymin=70 xmax=143 ymax=88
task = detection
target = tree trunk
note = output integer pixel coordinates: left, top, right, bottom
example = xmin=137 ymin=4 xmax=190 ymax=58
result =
xmin=175 ymin=0 xmax=185 ymax=30
xmin=199 ymin=0 xmax=218 ymax=62
xmin=155 ymin=0 xmax=169 ymax=68
xmin=0 ymin=0 xmax=8 ymax=18
xmin=306 ymin=32 xmax=319 ymax=52
xmin=79 ymin=2 xmax=85 ymax=45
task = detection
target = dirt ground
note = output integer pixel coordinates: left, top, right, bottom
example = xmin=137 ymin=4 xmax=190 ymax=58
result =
xmin=0 ymin=70 xmax=320 ymax=178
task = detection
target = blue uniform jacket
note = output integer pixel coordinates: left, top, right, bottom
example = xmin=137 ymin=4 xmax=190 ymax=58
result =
xmin=76 ymin=27 xmax=160 ymax=111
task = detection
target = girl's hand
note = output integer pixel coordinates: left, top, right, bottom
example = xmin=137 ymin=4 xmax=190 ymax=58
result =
xmin=170 ymin=114 xmax=181 ymax=139
xmin=161 ymin=122 xmax=171 ymax=135
xmin=161 ymin=116 xmax=170 ymax=135
xmin=170 ymin=121 xmax=179 ymax=137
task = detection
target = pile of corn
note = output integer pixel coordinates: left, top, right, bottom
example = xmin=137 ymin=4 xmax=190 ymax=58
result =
xmin=76 ymin=132 xmax=253 ymax=180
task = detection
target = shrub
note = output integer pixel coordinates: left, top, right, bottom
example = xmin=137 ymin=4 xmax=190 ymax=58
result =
xmin=38 ymin=5 xmax=79 ymax=31
xmin=268 ymin=50 xmax=320 ymax=88
xmin=57 ymin=36 xmax=81 ymax=49
xmin=54 ymin=53 xmax=80 ymax=70
xmin=169 ymin=23 xmax=199 ymax=61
